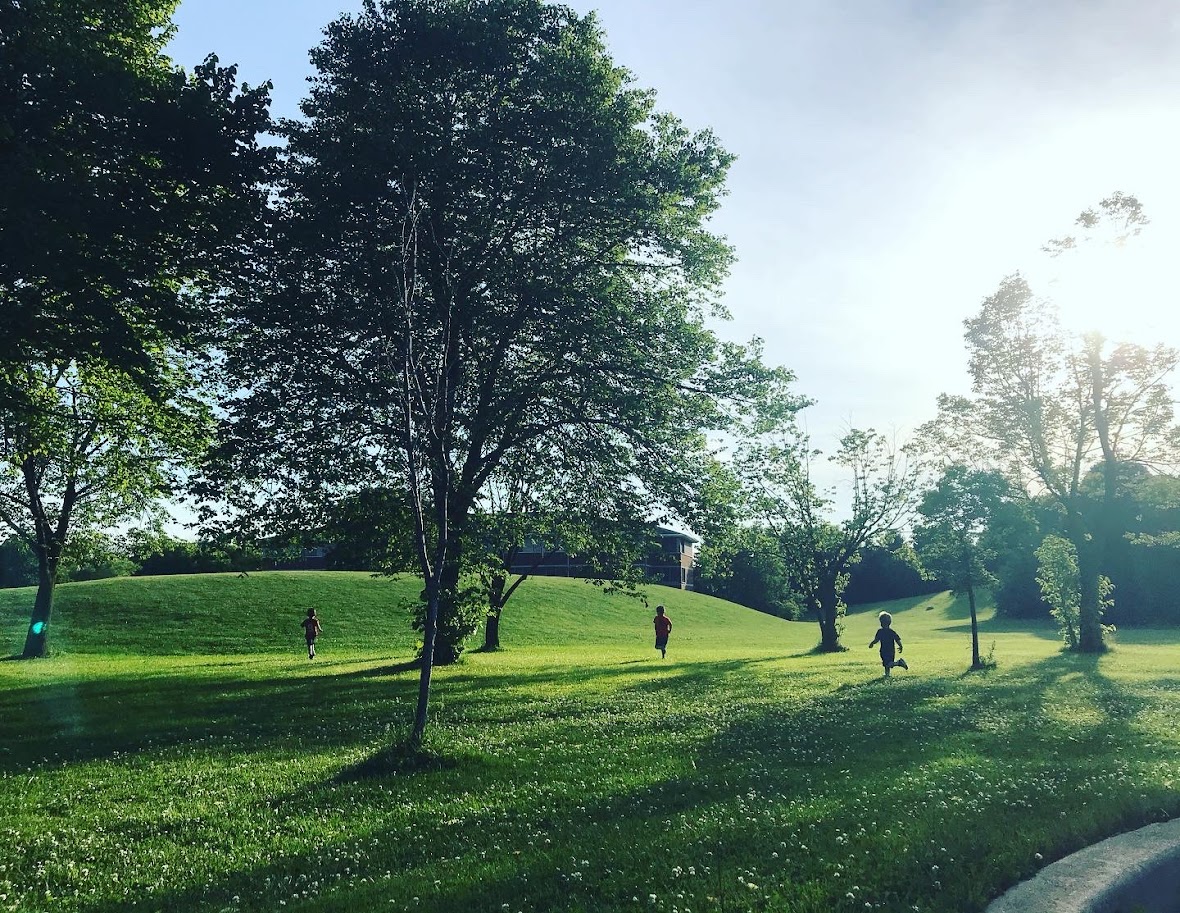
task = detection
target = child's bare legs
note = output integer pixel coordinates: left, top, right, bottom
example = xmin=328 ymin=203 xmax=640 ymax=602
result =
xmin=883 ymin=658 xmax=907 ymax=677
xmin=308 ymin=641 xmax=315 ymax=659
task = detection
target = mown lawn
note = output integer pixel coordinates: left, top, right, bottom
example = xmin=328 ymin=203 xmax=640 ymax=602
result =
xmin=2 ymin=574 xmax=1179 ymax=912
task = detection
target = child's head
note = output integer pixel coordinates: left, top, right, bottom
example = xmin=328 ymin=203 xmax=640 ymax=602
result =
xmin=655 ymin=604 xmax=666 ymax=616
xmin=878 ymin=611 xmax=892 ymax=627
xmin=307 ymin=608 xmax=316 ymax=618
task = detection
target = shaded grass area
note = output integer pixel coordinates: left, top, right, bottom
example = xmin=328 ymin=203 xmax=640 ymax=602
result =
xmin=2 ymin=578 xmax=1180 ymax=912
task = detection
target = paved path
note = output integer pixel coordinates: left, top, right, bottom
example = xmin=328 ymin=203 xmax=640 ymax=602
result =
xmin=987 ymin=818 xmax=1180 ymax=913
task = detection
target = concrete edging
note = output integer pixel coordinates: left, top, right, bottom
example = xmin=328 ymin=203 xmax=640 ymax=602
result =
xmin=986 ymin=818 xmax=1180 ymax=913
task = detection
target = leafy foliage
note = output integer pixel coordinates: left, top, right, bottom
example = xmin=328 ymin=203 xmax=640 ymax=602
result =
xmin=842 ymin=531 xmax=939 ymax=605
xmin=0 ymin=0 xmax=272 ymax=403
xmin=1034 ymin=534 xmax=1113 ymax=648
xmin=211 ymin=0 xmax=794 ymax=739
xmin=694 ymin=524 xmax=798 ymax=618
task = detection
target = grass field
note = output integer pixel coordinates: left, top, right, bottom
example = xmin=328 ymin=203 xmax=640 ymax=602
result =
xmin=2 ymin=572 xmax=1180 ymax=913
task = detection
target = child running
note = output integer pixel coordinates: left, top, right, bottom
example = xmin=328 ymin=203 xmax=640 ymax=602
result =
xmin=869 ymin=610 xmax=908 ymax=678
xmin=653 ymin=604 xmax=672 ymax=659
xmin=301 ymin=608 xmax=322 ymax=660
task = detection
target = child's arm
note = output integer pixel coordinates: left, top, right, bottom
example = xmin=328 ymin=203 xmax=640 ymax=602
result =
xmin=894 ymin=631 xmax=903 ymax=651
xmin=869 ymin=631 xmax=880 ymax=647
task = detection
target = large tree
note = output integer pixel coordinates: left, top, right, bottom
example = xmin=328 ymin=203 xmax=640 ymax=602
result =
xmin=0 ymin=360 xmax=208 ymax=657
xmin=0 ymin=0 xmax=272 ymax=403
xmin=215 ymin=0 xmax=796 ymax=745
xmin=921 ymin=195 xmax=1180 ymax=651
xmin=925 ymin=282 xmax=1178 ymax=651
xmin=737 ymin=428 xmax=916 ymax=652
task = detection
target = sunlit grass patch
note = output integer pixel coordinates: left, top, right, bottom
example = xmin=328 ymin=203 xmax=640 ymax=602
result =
xmin=2 ymin=574 xmax=1180 ymax=912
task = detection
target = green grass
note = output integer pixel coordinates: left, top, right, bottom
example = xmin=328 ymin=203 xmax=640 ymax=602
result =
xmin=2 ymin=574 xmax=1180 ymax=912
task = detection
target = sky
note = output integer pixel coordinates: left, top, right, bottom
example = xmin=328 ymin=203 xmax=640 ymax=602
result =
xmin=169 ymin=0 xmax=1180 ymax=456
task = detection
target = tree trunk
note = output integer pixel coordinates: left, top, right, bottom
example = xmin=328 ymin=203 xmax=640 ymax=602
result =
xmin=1080 ymin=338 xmax=1113 ymax=653
xmin=816 ymin=586 xmax=842 ymax=652
xmin=967 ymin=581 xmax=980 ymax=668
xmin=483 ymin=572 xmax=505 ymax=650
xmin=484 ymin=611 xmax=500 ymax=650
xmin=433 ymin=555 xmax=464 ymax=665
xmin=21 ymin=556 xmax=57 ymax=659
xmin=410 ymin=580 xmax=440 ymax=748
xmin=1068 ymin=511 xmax=1105 ymax=653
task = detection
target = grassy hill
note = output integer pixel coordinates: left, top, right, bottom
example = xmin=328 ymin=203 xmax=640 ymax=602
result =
xmin=1 ymin=570 xmax=817 ymax=656
xmin=2 ymin=573 xmax=1180 ymax=913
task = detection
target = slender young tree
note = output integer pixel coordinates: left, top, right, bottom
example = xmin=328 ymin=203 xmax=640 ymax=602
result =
xmin=913 ymin=466 xmax=1009 ymax=669
xmin=0 ymin=360 xmax=208 ymax=657
xmin=738 ymin=428 xmax=916 ymax=651
xmin=217 ymin=0 xmax=796 ymax=746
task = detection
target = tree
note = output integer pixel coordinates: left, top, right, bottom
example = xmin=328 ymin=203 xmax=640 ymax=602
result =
xmin=913 ymin=466 xmax=1009 ymax=669
xmin=738 ymin=428 xmax=916 ymax=652
xmin=0 ymin=360 xmax=208 ymax=657
xmin=842 ymin=531 xmax=939 ymax=605
xmin=0 ymin=0 xmax=272 ymax=404
xmin=1035 ymin=534 xmax=1114 ymax=648
xmin=694 ymin=523 xmax=798 ymax=618
xmin=214 ymin=0 xmax=796 ymax=746
xmin=467 ymin=448 xmax=653 ymax=652
xmin=921 ymin=195 xmax=1180 ymax=651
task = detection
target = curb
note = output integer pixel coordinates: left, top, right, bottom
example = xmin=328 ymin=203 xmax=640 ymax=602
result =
xmin=986 ymin=819 xmax=1180 ymax=913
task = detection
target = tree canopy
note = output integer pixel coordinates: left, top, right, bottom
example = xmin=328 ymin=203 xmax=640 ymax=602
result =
xmin=212 ymin=0 xmax=795 ymax=744
xmin=920 ymin=195 xmax=1180 ymax=652
xmin=0 ymin=0 xmax=272 ymax=404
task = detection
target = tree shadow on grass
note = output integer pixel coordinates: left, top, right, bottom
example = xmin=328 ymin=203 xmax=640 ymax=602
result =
xmin=41 ymin=646 xmax=1180 ymax=913
xmin=0 ymin=651 xmax=782 ymax=774
xmin=335 ymin=742 xmax=460 ymax=782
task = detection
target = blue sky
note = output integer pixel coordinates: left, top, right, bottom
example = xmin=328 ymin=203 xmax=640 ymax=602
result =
xmin=170 ymin=0 xmax=1180 ymax=454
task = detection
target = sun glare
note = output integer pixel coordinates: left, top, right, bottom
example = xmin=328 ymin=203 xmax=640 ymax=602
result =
xmin=1031 ymin=221 xmax=1180 ymax=347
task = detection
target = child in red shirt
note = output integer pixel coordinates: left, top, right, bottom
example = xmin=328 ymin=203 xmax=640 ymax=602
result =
xmin=301 ymin=608 xmax=322 ymax=660
xmin=653 ymin=604 xmax=672 ymax=659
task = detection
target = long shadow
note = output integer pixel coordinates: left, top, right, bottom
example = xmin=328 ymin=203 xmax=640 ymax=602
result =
xmin=0 ymin=651 xmax=782 ymax=773
xmin=73 ymin=651 xmax=1171 ymax=913
xmin=14 ymin=646 xmax=1180 ymax=913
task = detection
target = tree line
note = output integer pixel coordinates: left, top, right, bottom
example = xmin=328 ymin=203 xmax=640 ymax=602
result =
xmin=3 ymin=0 xmax=1179 ymax=745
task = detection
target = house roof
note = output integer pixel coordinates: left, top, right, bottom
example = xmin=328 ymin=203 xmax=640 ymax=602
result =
xmin=655 ymin=525 xmax=701 ymax=544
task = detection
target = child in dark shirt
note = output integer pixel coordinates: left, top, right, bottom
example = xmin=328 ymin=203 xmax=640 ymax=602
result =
xmin=869 ymin=611 xmax=908 ymax=678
